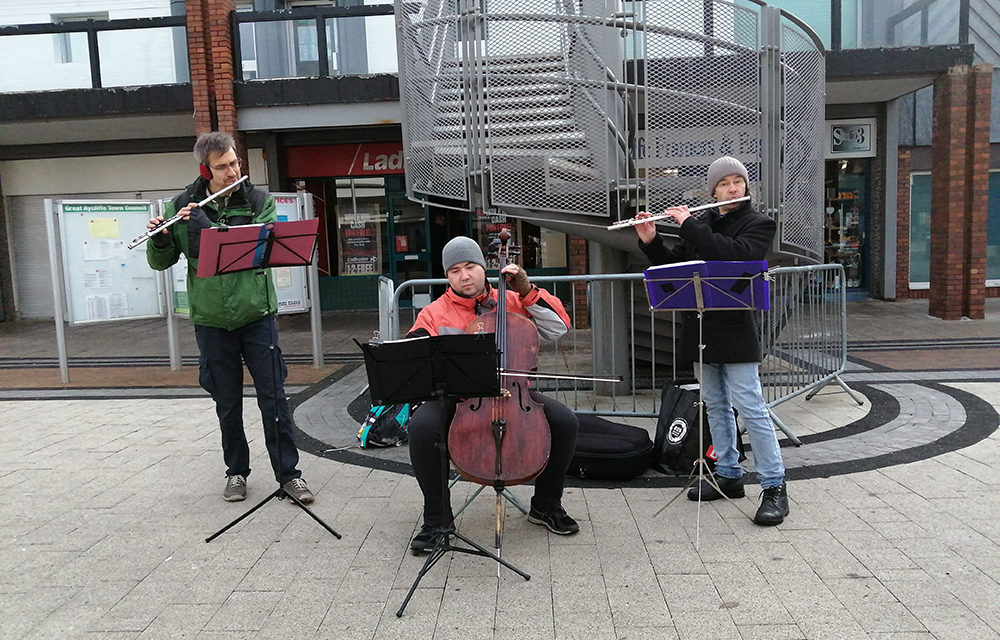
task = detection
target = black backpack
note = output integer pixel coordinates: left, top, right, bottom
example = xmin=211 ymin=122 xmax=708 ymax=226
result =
xmin=652 ymin=384 xmax=745 ymax=475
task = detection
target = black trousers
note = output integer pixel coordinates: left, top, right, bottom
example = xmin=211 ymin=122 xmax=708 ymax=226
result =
xmin=194 ymin=316 xmax=301 ymax=484
xmin=407 ymin=392 xmax=578 ymax=528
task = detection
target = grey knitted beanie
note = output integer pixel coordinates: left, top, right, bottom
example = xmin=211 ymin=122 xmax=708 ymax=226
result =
xmin=441 ymin=236 xmax=486 ymax=271
xmin=706 ymin=156 xmax=750 ymax=194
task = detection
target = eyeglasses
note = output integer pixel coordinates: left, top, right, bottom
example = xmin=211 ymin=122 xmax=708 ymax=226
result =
xmin=210 ymin=159 xmax=241 ymax=172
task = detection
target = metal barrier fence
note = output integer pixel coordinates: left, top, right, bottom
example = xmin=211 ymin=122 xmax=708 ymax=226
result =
xmin=379 ymin=263 xmax=860 ymax=443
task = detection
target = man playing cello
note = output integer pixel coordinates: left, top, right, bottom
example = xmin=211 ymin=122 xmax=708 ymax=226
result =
xmin=404 ymin=235 xmax=580 ymax=553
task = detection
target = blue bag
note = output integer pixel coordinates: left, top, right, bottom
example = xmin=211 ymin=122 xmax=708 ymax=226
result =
xmin=357 ymin=403 xmax=418 ymax=448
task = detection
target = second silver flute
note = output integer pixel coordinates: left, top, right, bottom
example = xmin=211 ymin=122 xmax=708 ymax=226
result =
xmin=607 ymin=196 xmax=750 ymax=231
xmin=127 ymin=175 xmax=249 ymax=250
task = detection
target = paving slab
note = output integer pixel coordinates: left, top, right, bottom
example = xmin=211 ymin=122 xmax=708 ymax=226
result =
xmin=0 ymin=300 xmax=999 ymax=638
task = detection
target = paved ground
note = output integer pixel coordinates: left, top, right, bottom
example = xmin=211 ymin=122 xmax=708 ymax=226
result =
xmin=1 ymin=299 xmax=998 ymax=639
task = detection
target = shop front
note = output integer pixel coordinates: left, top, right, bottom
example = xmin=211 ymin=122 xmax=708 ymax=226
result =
xmin=284 ymin=141 xmax=571 ymax=311
xmin=824 ymin=118 xmax=874 ymax=295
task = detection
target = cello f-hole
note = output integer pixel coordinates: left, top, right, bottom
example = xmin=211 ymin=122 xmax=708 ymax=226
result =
xmin=513 ymin=382 xmax=532 ymax=411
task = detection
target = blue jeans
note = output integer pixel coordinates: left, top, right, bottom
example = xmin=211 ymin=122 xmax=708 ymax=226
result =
xmin=696 ymin=362 xmax=785 ymax=489
xmin=195 ymin=316 xmax=301 ymax=484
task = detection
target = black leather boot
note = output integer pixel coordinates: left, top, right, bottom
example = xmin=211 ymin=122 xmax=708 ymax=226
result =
xmin=687 ymin=474 xmax=745 ymax=501
xmin=754 ymin=483 xmax=789 ymax=526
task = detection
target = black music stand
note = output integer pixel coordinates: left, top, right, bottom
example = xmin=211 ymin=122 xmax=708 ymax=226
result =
xmin=356 ymin=333 xmax=532 ymax=617
xmin=201 ymin=220 xmax=339 ymax=542
xmin=643 ymin=261 xmax=769 ymax=547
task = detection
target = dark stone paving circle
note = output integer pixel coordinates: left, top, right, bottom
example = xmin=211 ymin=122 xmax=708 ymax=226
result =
xmin=290 ymin=362 xmax=1000 ymax=489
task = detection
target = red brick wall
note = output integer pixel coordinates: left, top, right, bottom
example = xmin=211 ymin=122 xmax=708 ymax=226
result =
xmin=895 ymin=148 xmax=912 ymax=299
xmin=568 ymin=236 xmax=589 ymax=328
xmin=929 ymin=64 xmax=992 ymax=319
xmin=186 ymin=1 xmax=247 ymax=169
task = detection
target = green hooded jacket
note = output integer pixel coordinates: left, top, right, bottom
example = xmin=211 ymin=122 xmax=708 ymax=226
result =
xmin=146 ymin=177 xmax=278 ymax=331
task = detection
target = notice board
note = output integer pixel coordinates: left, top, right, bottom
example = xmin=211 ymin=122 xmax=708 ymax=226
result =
xmin=57 ymin=200 xmax=164 ymax=325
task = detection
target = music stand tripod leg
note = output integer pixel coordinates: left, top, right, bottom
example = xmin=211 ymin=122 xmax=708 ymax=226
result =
xmin=653 ymin=307 xmax=753 ymax=540
xmin=396 ymin=390 xmax=530 ymax=618
xmin=206 ymin=320 xmax=340 ymax=542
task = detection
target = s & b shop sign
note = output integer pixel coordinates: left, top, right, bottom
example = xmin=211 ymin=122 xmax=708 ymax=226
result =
xmin=826 ymin=118 xmax=877 ymax=158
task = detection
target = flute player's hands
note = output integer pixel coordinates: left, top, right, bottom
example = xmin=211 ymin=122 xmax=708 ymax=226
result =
xmin=665 ymin=205 xmax=691 ymax=226
xmin=146 ymin=216 xmax=172 ymax=248
xmin=147 ymin=216 xmax=165 ymax=233
xmin=634 ymin=211 xmax=657 ymax=245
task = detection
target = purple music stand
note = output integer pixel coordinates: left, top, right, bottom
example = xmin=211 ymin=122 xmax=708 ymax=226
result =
xmin=643 ymin=261 xmax=770 ymax=547
xmin=644 ymin=260 xmax=769 ymax=311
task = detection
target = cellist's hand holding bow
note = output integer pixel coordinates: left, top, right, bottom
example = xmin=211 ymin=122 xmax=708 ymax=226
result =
xmin=501 ymin=264 xmax=532 ymax=297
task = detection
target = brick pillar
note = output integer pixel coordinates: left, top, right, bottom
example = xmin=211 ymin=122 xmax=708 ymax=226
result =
xmin=929 ymin=64 xmax=992 ymax=319
xmin=187 ymin=1 xmax=212 ymax=134
xmin=186 ymin=0 xmax=249 ymax=174
xmin=568 ymin=236 xmax=589 ymax=328
xmin=186 ymin=1 xmax=242 ymax=146
xmin=895 ymin=147 xmax=912 ymax=299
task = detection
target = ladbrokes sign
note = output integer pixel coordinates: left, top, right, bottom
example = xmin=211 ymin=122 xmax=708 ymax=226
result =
xmin=285 ymin=142 xmax=406 ymax=177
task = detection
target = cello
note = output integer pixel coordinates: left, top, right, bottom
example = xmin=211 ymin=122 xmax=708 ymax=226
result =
xmin=447 ymin=230 xmax=551 ymax=551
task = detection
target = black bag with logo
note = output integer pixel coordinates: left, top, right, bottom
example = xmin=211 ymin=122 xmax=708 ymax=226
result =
xmin=567 ymin=414 xmax=654 ymax=480
xmin=653 ymin=384 xmax=716 ymax=475
xmin=653 ymin=384 xmax=746 ymax=475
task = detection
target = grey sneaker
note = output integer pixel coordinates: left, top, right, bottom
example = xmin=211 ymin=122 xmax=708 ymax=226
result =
xmin=282 ymin=478 xmax=315 ymax=505
xmin=223 ymin=475 xmax=247 ymax=502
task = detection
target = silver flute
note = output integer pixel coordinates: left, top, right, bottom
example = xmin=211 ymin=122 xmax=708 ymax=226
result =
xmin=606 ymin=196 xmax=750 ymax=231
xmin=127 ymin=175 xmax=249 ymax=250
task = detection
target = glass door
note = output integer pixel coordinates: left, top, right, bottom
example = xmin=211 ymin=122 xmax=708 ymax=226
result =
xmin=824 ymin=158 xmax=870 ymax=290
xmin=334 ymin=176 xmax=388 ymax=277
xmin=386 ymin=186 xmax=429 ymax=305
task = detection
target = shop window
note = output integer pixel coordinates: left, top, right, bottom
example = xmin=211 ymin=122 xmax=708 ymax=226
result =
xmin=908 ymin=172 xmax=931 ymax=287
xmin=335 ymin=177 xmax=388 ymax=276
xmin=989 ymin=171 xmax=1000 ymax=285
xmin=910 ymin=170 xmax=1000 ymax=287
xmin=472 ymin=211 xmax=567 ymax=270
xmin=824 ymin=159 xmax=868 ymax=289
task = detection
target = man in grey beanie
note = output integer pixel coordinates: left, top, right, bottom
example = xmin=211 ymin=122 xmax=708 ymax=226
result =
xmin=632 ymin=155 xmax=790 ymax=527
xmin=401 ymin=234 xmax=581 ymax=554
xmin=441 ymin=235 xmax=486 ymax=269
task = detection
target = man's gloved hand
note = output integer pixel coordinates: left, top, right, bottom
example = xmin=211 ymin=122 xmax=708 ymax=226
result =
xmin=150 ymin=228 xmax=172 ymax=249
xmin=187 ymin=206 xmax=212 ymax=230
xmin=186 ymin=206 xmax=213 ymax=259
xmin=504 ymin=265 xmax=532 ymax=297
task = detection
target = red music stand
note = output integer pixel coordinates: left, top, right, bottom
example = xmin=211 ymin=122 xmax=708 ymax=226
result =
xmin=196 ymin=218 xmax=320 ymax=278
xmin=199 ymin=218 xmax=337 ymax=542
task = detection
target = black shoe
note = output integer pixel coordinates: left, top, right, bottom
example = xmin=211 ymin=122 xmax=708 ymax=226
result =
xmin=687 ymin=475 xmax=745 ymax=501
xmin=410 ymin=525 xmax=447 ymax=555
xmin=527 ymin=506 xmax=580 ymax=535
xmin=754 ymin=483 xmax=789 ymax=526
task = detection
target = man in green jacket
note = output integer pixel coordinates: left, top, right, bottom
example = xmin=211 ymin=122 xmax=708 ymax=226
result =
xmin=146 ymin=131 xmax=314 ymax=505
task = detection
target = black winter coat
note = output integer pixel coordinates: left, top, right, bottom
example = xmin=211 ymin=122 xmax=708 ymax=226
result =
xmin=639 ymin=200 xmax=775 ymax=364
